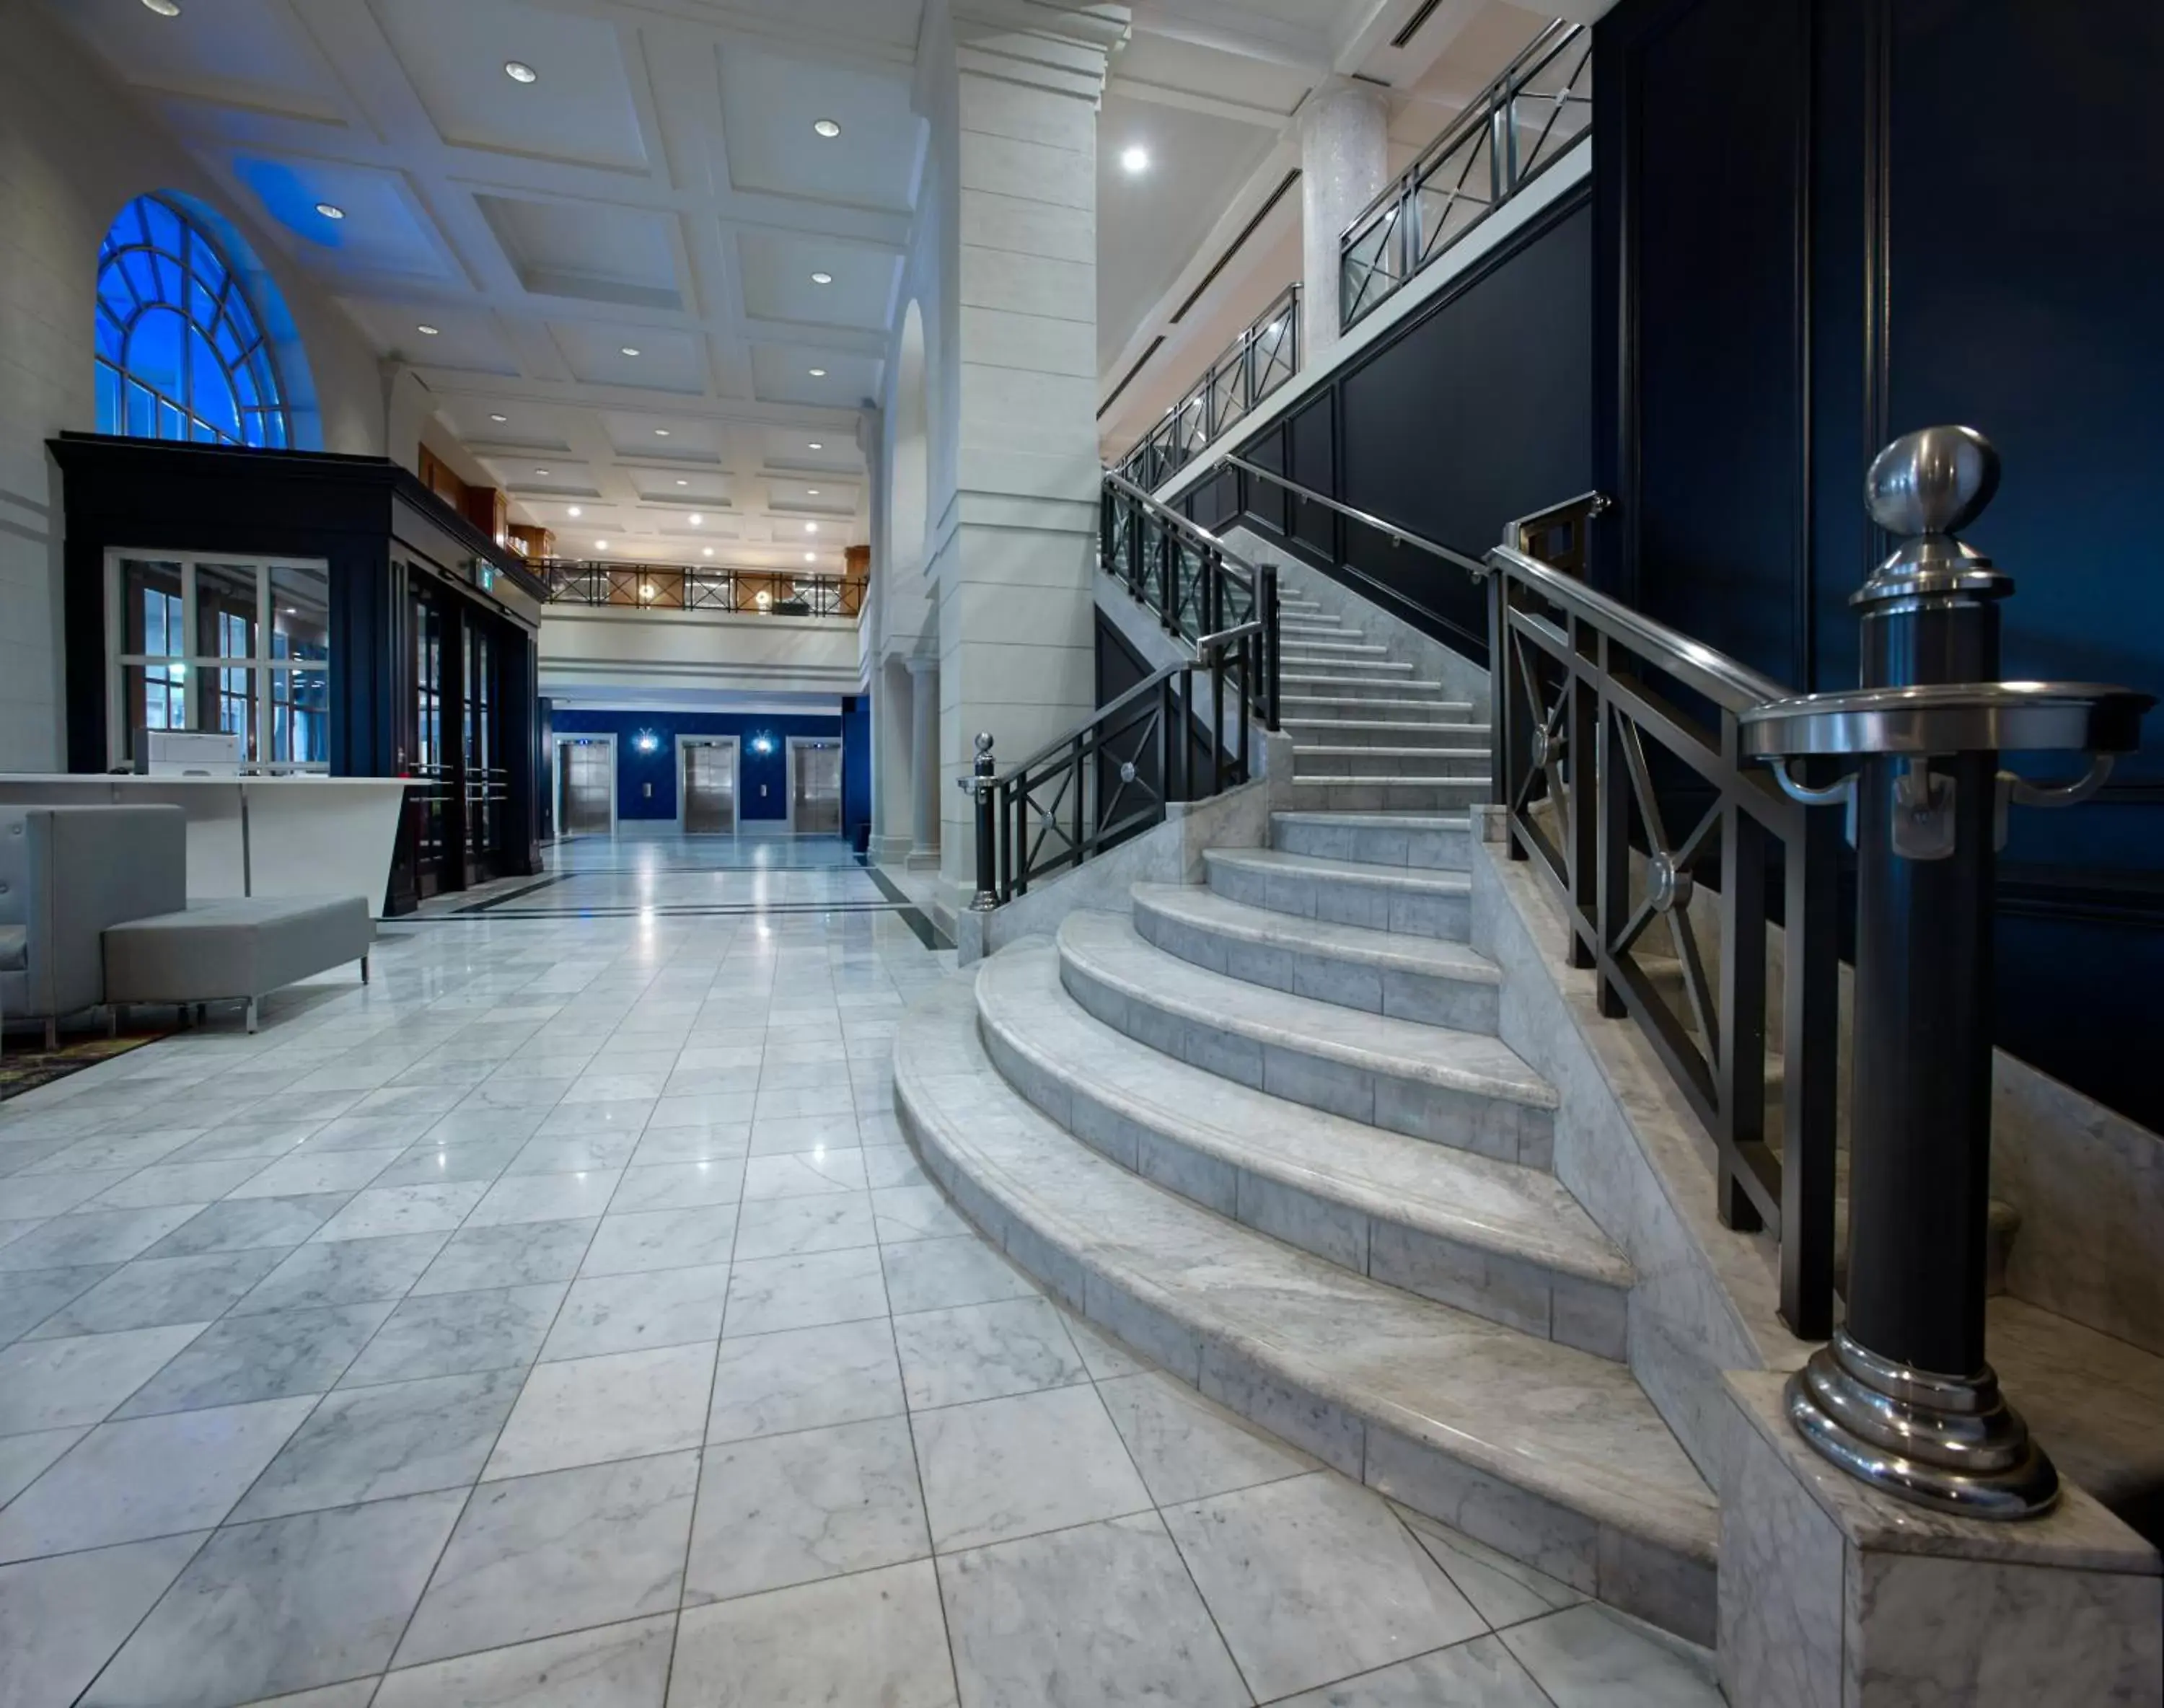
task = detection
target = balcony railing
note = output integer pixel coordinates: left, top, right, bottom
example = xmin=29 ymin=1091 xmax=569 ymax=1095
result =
xmin=1340 ymin=19 xmax=1592 ymax=332
xmin=1117 ymin=283 xmax=1301 ymax=493
xmin=538 ymin=560 xmax=863 ymax=619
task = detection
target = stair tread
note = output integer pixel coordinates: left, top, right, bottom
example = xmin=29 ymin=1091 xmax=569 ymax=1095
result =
xmin=1059 ymin=910 xmax=1554 ymax=1111
xmin=1134 ymin=881 xmax=1498 ymax=985
xmin=982 ymin=937 xmax=1630 ymax=1288
xmin=1273 ymin=811 xmax=1473 ymax=832
xmin=1206 ymin=845 xmax=1473 ymax=894
xmin=1293 ymin=744 xmax=1492 ymax=758
xmin=1282 ymin=719 xmax=1493 ymax=732
xmin=1282 ymin=696 xmax=1477 ymax=715
xmin=897 ymin=968 xmax=1716 ymax=1562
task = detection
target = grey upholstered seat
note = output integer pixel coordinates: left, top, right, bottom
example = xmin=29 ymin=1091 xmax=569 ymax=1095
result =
xmin=105 ymin=895 xmax=372 ymax=1031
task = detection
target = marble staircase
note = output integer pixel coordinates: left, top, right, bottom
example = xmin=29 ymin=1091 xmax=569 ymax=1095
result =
xmin=894 ymin=594 xmax=1723 ymax=1644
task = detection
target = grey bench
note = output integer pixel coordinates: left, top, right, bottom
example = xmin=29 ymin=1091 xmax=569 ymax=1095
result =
xmin=105 ymin=895 xmax=374 ymax=1033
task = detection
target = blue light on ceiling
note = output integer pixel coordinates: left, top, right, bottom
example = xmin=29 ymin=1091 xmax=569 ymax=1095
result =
xmin=634 ymin=731 xmax=659 ymax=754
xmin=750 ymin=734 xmax=775 ymax=757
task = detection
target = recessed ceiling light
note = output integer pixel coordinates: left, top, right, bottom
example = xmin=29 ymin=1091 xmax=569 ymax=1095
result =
xmin=654 ymin=428 xmax=670 ymax=436
xmin=689 ymin=513 xmax=703 ymax=524
xmin=806 ymin=488 xmax=819 ymax=496
xmin=596 ymin=538 xmax=609 ymax=549
xmin=620 ymin=345 xmax=641 ymax=357
xmin=488 ymin=413 xmax=507 ymax=423
xmin=1120 ymin=144 xmax=1150 ymax=175
xmin=804 ymin=551 xmax=817 ymax=563
xmin=504 ymin=60 xmax=537 ymax=84
xmin=315 ymin=202 xmax=345 ymax=221
xmin=141 ymin=0 xmax=181 ymax=15
xmin=807 ymin=441 xmax=823 ymax=451
xmin=535 ymin=468 xmax=550 ymax=475
xmin=675 ymin=478 xmax=688 ymax=487
xmin=703 ymin=547 xmax=714 ymax=558
xmin=568 ymin=506 xmax=583 ymax=517
xmin=807 ymin=367 xmax=827 ymax=378
xmin=809 ymin=271 xmax=832 ymax=286
xmin=804 ymin=521 xmax=817 ymax=534
xmin=416 ymin=324 xmax=440 ymax=335
xmin=813 ymin=118 xmax=841 ymax=138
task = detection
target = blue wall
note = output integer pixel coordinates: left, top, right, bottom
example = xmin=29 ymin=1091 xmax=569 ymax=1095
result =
xmin=550 ymin=709 xmax=845 ymax=824
xmin=840 ymin=695 xmax=871 ymax=848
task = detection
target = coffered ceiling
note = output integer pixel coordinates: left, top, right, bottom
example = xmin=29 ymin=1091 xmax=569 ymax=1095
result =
xmin=48 ymin=0 xmax=931 ymax=571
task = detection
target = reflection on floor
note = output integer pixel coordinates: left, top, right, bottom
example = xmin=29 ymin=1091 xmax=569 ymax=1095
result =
xmin=0 ymin=829 xmax=1722 ymax=1705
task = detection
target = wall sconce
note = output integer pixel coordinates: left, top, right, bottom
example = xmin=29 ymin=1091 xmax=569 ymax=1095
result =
xmin=750 ymin=734 xmax=775 ymax=757
xmin=634 ymin=730 xmax=659 ymax=754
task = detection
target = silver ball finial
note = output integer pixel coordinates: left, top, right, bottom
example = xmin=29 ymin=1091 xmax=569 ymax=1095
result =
xmin=1865 ymin=426 xmax=1999 ymax=539
xmin=972 ymin=731 xmax=994 ymax=757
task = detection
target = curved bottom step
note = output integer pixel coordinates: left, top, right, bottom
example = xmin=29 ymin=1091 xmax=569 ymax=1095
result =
xmin=894 ymin=964 xmax=1719 ymax=1646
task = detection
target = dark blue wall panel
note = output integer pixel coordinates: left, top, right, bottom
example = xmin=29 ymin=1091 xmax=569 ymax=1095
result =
xmin=550 ymin=709 xmax=844 ymax=824
xmin=840 ymin=695 xmax=872 ymax=847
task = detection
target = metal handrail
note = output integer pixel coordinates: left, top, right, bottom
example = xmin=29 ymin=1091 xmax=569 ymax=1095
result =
xmin=537 ymin=560 xmax=863 ymax=618
xmin=1339 ymin=18 xmax=1593 ymax=332
xmin=1225 ymin=454 xmax=1490 ymax=578
xmin=1103 ymin=471 xmax=1266 ymax=578
xmin=1117 ymin=283 xmax=1302 ymax=490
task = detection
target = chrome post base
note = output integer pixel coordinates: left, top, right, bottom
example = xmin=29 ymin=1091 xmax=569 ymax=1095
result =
xmin=1786 ymin=1329 xmax=2059 ymax=1520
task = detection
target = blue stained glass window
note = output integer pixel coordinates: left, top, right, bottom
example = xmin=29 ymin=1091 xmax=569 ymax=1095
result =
xmin=94 ymin=195 xmax=290 ymax=449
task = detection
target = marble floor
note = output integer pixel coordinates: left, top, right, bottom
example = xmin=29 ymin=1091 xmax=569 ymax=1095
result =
xmin=0 ymin=830 xmax=1726 ymax=1706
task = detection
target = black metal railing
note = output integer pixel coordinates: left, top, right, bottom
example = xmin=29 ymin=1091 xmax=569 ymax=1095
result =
xmin=958 ymin=474 xmax=1283 ymax=906
xmin=540 ymin=560 xmax=863 ymax=619
xmin=1340 ymin=19 xmax=1593 ymax=332
xmin=1117 ymin=284 xmax=1301 ymax=492
xmin=1487 ymin=496 xmax=1839 ymax=1339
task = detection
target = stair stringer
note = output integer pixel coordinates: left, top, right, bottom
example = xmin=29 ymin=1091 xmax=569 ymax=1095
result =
xmin=1469 ymin=827 xmax=1813 ymax=1493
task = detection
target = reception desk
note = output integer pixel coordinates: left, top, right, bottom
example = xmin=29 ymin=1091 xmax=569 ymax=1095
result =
xmin=0 ymin=776 xmax=407 ymax=919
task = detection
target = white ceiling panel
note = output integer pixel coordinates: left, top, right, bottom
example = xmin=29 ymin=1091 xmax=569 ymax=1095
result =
xmin=232 ymin=157 xmax=459 ymax=281
xmin=369 ymin=0 xmax=652 ymax=173
xmin=475 ymin=192 xmax=685 ymax=310
xmin=599 ymin=410 xmax=727 ymax=462
xmin=736 ymin=229 xmax=901 ymax=332
xmin=548 ymin=322 xmax=710 ymax=394
xmin=57 ymin=0 xmax=346 ymax=121
xmin=716 ymin=45 xmax=923 ymax=214
xmin=336 ymin=300 xmax=523 ymax=373
xmin=749 ymin=344 xmax=882 ymax=408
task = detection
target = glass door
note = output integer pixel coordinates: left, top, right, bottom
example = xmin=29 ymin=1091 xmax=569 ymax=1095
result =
xmin=463 ymin=621 xmax=501 ymax=879
xmin=410 ymin=591 xmax=448 ymax=897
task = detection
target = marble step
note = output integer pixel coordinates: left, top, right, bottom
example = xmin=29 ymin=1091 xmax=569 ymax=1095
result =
xmin=1132 ymin=880 xmax=1501 ymax=1032
xmin=1285 ymin=776 xmax=1492 ymax=813
xmin=1280 ymin=620 xmax=1355 ymax=638
xmin=1293 ymin=745 xmax=1490 ymax=780
xmin=1056 ymin=910 xmax=1557 ymax=1165
xmin=1271 ymin=811 xmax=1473 ymax=871
xmin=1205 ymin=845 xmax=1473 ymax=939
xmin=893 ymin=968 xmax=1719 ymax=1644
xmin=1281 ymin=692 xmax=1477 ymax=721
xmin=1280 ymin=654 xmax=1416 ymax=676
xmin=1279 ymin=673 xmax=1455 ymax=703
xmin=1278 ymin=638 xmax=1390 ymax=658
xmin=1281 ymin=718 xmax=1493 ymax=749
xmin=976 ymin=938 xmax=1630 ymax=1356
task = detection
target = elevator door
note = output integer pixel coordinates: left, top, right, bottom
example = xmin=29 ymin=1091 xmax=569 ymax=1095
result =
xmin=682 ymin=739 xmax=738 ymax=833
xmin=792 ymin=741 xmax=842 ymax=835
xmin=557 ymin=741 xmax=612 ymax=835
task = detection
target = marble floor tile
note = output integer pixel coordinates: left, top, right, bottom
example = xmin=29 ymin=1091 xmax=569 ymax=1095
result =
xmin=752 ymin=1084 xmax=856 ymax=1121
xmin=542 ymin=1262 xmax=732 ymax=1360
xmin=643 ymin=1095 xmax=755 ymax=1134
xmin=0 ymin=1533 xmax=206 ymax=1708
xmin=369 ymin=1139 xmax=524 ymax=1189
xmin=300 ymin=1114 xmax=444 ymax=1153
xmin=232 ymin=1369 xmax=525 ymax=1522
xmin=465 ymin=1170 xmax=624 ymax=1228
xmin=506 ymin=1135 xmax=641 ymax=1176
xmin=1495 ymin=1603 xmax=1723 ymax=1707
xmin=0 ymin=1395 xmax=318 ymax=1562
xmin=0 ymin=1203 xmax=207 ymax=1272
xmin=23 ymin=1131 xmax=195 ymax=1176
xmin=535 ymin=1099 xmax=654 ymax=1138
xmin=371 ymin=1614 xmax=675 ymax=1708
xmin=860 ymin=1144 xmax=931 ymax=1190
xmin=685 ymin=1414 xmax=928 ymax=1602
xmin=338 ymin=1282 xmax=565 ymax=1388
xmin=667 ymin=1559 xmax=957 ymax=1708
xmin=117 ymin=1300 xmax=395 ymax=1418
xmin=82 ymin=1490 xmax=467 ymax=1708
xmin=580 ymin=1205 xmax=739 ymax=1276
xmin=1161 ymin=1471 xmax=1487 ymax=1701
xmin=731 ymin=1192 xmax=875 ymax=1262
xmin=309 ymin=1181 xmax=491 ymax=1242
xmin=628 ymin=1125 xmax=751 ymax=1167
xmin=1272 ymin=1634 xmax=1555 ymax=1707
xmin=722 ymin=1246 xmax=889 ymax=1338
xmin=232 ymin=1231 xmax=451 ymax=1316
xmin=162 ymin=1122 xmax=327 ymax=1165
xmin=740 ymin=1149 xmax=869 ymax=1199
xmin=913 ymin=1386 xmax=1152 ymax=1553
xmin=892 ymin=1296 xmax=1088 ymax=1410
xmin=607 ymin=1159 xmax=744 ymax=1213
xmin=938 ymin=1512 xmax=1250 ymax=1708
xmin=746 ymin=1113 xmax=861 ymax=1155
xmin=1096 ymin=1370 xmax=1321 ymax=1505
xmin=395 ymin=1451 xmax=699 ymax=1668
xmin=225 ymin=1149 xmax=401 ymax=1199
xmin=879 ymin=1234 xmax=1037 ymax=1316
xmin=1393 ymin=1502 xmax=1585 ymax=1630
xmin=0 ymin=1263 xmax=117 ymax=1342
xmin=0 ymin=1322 xmax=210 ymax=1432
xmin=485 ymin=1342 xmax=715 ymax=1479
xmin=705 ymin=1317 xmax=905 ymax=1443
xmin=31 ymin=1250 xmax=287 ymax=1341
xmin=871 ymin=1184 xmax=972 ymax=1244
xmin=0 ymin=1427 xmax=84 ymax=1506
xmin=421 ymin=1109 xmax=548 ymax=1147
xmin=89 ymin=1158 xmax=270 ymax=1209
xmin=144 ymin=1193 xmax=353 ymax=1259
xmin=410 ymin=1218 xmax=597 ymax=1295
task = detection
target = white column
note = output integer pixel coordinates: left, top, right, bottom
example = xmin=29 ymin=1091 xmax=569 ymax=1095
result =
xmin=907 ymin=655 xmax=941 ymax=866
xmin=1299 ymin=80 xmax=1391 ymax=364
xmin=872 ymin=655 xmax=915 ymax=863
xmin=934 ymin=4 xmax=1124 ymax=904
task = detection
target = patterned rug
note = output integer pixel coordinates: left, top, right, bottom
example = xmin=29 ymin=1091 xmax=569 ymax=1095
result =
xmin=0 ymin=1028 xmax=170 ymax=1101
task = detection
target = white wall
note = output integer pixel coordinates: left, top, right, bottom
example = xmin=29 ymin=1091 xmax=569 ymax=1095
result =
xmin=0 ymin=0 xmax=386 ymax=771
xmin=539 ymin=609 xmax=863 ymax=700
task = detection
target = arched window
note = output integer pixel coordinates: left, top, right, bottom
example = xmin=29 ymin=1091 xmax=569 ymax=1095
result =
xmin=95 ymin=194 xmax=291 ymax=449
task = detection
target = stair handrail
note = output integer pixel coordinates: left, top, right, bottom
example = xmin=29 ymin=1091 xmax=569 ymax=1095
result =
xmin=1484 ymin=493 xmax=1843 ymax=1340
xmin=1224 ymin=454 xmax=1490 ymax=578
xmin=954 ymin=473 xmax=1284 ymax=912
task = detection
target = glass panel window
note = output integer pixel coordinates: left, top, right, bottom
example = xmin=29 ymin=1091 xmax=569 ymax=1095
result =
xmin=268 ymin=669 xmax=329 ymax=765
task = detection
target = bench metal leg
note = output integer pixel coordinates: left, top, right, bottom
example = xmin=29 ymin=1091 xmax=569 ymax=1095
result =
xmin=43 ymin=1018 xmax=57 ymax=1052
xmin=245 ymin=998 xmax=259 ymax=1035
xmin=361 ymin=953 xmax=371 ymax=985
xmin=106 ymin=1008 xmax=118 ymax=1039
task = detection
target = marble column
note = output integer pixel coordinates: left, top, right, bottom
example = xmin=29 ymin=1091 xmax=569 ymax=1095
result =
xmin=871 ymin=655 xmax=915 ymax=864
xmin=931 ymin=3 xmax=1125 ymax=906
xmin=907 ymin=654 xmax=940 ymax=868
xmin=1299 ymin=79 xmax=1391 ymax=364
